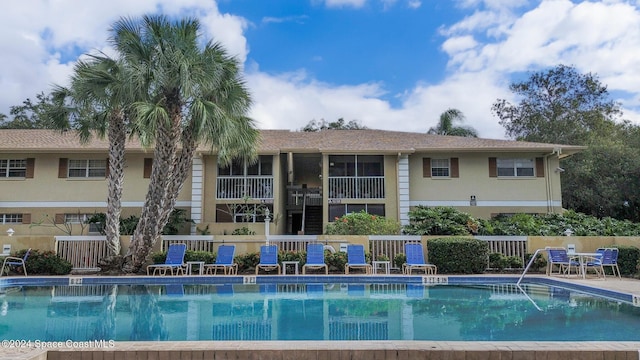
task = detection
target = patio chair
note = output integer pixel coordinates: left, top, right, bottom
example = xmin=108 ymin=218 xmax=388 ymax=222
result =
xmin=1 ymin=248 xmax=30 ymax=276
xmin=255 ymin=245 xmax=281 ymax=275
xmin=588 ymin=248 xmax=621 ymax=279
xmin=607 ymin=248 xmax=622 ymax=279
xmin=403 ymin=243 xmax=437 ymax=275
xmin=545 ymin=247 xmax=578 ymax=276
xmin=146 ymin=243 xmax=186 ymax=276
xmin=205 ymin=245 xmax=238 ymax=275
xmin=302 ymin=243 xmax=328 ymax=274
xmin=345 ymin=244 xmax=372 ymax=274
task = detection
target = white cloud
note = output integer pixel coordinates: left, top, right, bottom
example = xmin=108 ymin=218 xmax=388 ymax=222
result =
xmin=439 ymin=0 xmax=640 ymax=131
xmin=0 ymin=0 xmax=249 ymax=116
xmin=3 ymin=0 xmax=640 ymax=142
xmin=407 ymin=1 xmax=422 ymax=9
xmin=324 ymin=0 xmax=367 ymax=8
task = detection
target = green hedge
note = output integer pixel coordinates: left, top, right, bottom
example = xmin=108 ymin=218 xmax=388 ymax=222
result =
xmin=616 ymin=246 xmax=640 ymax=275
xmin=428 ymin=237 xmax=488 ymax=274
xmin=8 ymin=249 xmax=73 ymax=275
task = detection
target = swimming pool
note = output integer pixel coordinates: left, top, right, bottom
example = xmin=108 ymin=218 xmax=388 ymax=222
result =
xmin=1 ymin=275 xmax=639 ymax=342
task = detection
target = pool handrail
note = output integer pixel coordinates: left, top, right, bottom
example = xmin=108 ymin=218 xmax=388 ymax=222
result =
xmin=517 ymin=247 xmax=546 ymax=286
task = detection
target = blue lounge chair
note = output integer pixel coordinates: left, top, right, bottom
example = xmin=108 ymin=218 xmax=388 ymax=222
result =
xmin=205 ymin=245 xmax=238 ymax=275
xmin=147 ymin=244 xmax=186 ymax=276
xmin=403 ymin=243 xmax=437 ymax=275
xmin=545 ymin=247 xmax=578 ymax=276
xmin=345 ymin=244 xmax=372 ymax=274
xmin=1 ymin=248 xmax=30 ymax=276
xmin=302 ymin=243 xmax=328 ymax=275
xmin=255 ymin=245 xmax=281 ymax=275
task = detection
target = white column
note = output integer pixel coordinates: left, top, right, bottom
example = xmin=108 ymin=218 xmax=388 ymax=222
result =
xmin=397 ymin=155 xmax=410 ymax=226
xmin=190 ymin=155 xmax=203 ymax=234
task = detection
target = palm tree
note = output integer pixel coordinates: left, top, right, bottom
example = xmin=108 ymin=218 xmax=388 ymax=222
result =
xmin=49 ymin=55 xmax=136 ymax=260
xmin=111 ymin=15 xmax=258 ymax=272
xmin=428 ymin=108 xmax=478 ymax=137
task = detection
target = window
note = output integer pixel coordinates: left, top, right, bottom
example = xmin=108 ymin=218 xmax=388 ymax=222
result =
xmin=329 ymin=155 xmax=383 ymax=177
xmin=329 ymin=204 xmax=385 ymax=221
xmin=63 ymin=213 xmax=102 ymax=233
xmin=423 ymin=157 xmax=459 ymax=178
xmin=497 ymin=158 xmax=534 ymax=177
xmin=431 ymin=159 xmax=450 ymax=177
xmin=0 ymin=214 xmax=22 ymax=224
xmin=215 ymin=204 xmax=273 ymax=223
xmin=0 ymin=159 xmax=27 ymax=178
xmin=218 ymin=155 xmax=273 ymax=176
xmin=68 ymin=159 xmax=107 ymax=178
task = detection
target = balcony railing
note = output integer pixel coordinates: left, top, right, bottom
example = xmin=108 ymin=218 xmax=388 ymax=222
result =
xmin=217 ymin=176 xmax=273 ymax=199
xmin=328 ymin=176 xmax=385 ymax=199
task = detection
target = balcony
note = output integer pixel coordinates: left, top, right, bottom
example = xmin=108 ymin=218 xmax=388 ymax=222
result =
xmin=217 ymin=176 xmax=273 ymax=200
xmin=328 ymin=176 xmax=385 ymax=199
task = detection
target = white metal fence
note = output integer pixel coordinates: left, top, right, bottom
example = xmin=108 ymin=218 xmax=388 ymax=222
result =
xmin=55 ymin=235 xmax=529 ymax=272
xmin=55 ymin=236 xmax=110 ymax=272
xmin=475 ymin=236 xmax=528 ymax=267
xmin=161 ymin=235 xmax=216 ymax=252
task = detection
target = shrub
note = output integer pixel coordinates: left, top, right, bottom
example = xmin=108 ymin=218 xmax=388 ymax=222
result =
xmin=428 ymin=237 xmax=488 ymax=274
xmin=235 ymin=252 xmax=259 ymax=273
xmin=184 ymin=250 xmax=216 ymax=264
xmin=616 ymin=245 xmax=640 ymax=275
xmin=524 ymin=252 xmax=547 ymax=272
xmin=325 ymin=211 xmax=400 ymax=235
xmin=326 ymin=251 xmax=347 ymax=272
xmin=393 ymin=253 xmax=406 ymax=269
xmin=489 ymin=253 xmax=509 ymax=270
xmin=232 ymin=226 xmax=255 ymax=235
xmin=403 ymin=206 xmax=479 ymax=235
xmin=12 ymin=249 xmax=72 ymax=275
xmin=279 ymin=250 xmax=306 ymax=265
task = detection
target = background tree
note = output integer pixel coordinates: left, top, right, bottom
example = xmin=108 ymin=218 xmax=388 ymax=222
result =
xmin=428 ymin=108 xmax=478 ymax=137
xmin=492 ymin=64 xmax=640 ymax=221
xmin=0 ymin=92 xmax=58 ymax=129
xmin=492 ymin=64 xmax=622 ymax=144
xmin=111 ymin=15 xmax=258 ymax=272
xmin=301 ymin=117 xmax=367 ymax=131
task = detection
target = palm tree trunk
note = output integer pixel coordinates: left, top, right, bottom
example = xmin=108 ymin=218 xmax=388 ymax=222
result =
xmin=123 ymin=111 xmax=181 ymax=273
xmin=161 ymin=125 xmax=196 ymax=220
xmin=104 ymin=111 xmax=126 ymax=256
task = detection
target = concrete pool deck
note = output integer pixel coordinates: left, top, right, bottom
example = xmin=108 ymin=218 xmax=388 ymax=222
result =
xmin=2 ymin=274 xmax=640 ymax=360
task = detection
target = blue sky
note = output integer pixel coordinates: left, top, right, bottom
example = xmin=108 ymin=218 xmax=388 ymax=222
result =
xmin=1 ymin=0 xmax=640 ymax=139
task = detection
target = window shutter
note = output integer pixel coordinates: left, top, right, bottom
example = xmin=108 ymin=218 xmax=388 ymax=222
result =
xmin=144 ymin=158 xmax=153 ymax=178
xmin=22 ymin=214 xmax=31 ymax=224
xmin=450 ymin=158 xmax=459 ymax=178
xmin=422 ymin=158 xmax=431 ymax=178
xmin=536 ymin=157 xmax=545 ymax=177
xmin=25 ymin=158 xmax=35 ymax=178
xmin=488 ymin=157 xmax=497 ymax=177
xmin=105 ymin=158 xmax=110 ymax=178
xmin=58 ymin=158 xmax=68 ymax=178
xmin=54 ymin=214 xmax=65 ymax=224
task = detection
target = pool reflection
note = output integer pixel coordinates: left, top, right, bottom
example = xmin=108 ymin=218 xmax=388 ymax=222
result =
xmin=1 ymin=283 xmax=639 ymax=342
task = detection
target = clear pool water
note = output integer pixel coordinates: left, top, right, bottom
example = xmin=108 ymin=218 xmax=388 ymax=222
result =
xmin=0 ymin=282 xmax=639 ymax=341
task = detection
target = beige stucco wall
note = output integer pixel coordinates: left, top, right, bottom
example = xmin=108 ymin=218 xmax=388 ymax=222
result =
xmin=0 ymin=153 xmax=191 ymax=236
xmin=408 ymin=152 xmax=563 ymax=219
xmin=529 ymin=236 xmax=640 ymax=252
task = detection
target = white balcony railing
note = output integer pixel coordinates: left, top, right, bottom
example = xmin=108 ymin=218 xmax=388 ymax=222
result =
xmin=328 ymin=176 xmax=385 ymax=199
xmin=217 ymin=176 xmax=273 ymax=199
